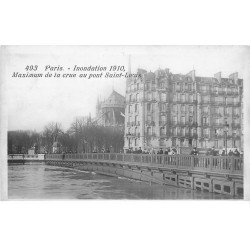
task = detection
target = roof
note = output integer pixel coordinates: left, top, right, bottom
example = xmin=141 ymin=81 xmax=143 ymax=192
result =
xmin=104 ymin=90 xmax=125 ymax=105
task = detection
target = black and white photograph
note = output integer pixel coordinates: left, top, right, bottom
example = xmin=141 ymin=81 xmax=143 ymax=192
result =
xmin=1 ymin=46 xmax=247 ymax=200
xmin=1 ymin=2 xmax=250 ymax=250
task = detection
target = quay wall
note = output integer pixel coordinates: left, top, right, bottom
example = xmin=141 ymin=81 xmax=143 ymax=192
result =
xmin=45 ymin=153 xmax=243 ymax=198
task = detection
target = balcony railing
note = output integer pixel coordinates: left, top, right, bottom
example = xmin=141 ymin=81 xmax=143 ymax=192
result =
xmin=126 ymin=133 xmax=140 ymax=137
xmin=146 ymin=121 xmax=155 ymax=126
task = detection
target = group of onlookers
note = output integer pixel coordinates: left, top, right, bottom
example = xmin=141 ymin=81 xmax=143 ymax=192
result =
xmin=126 ymin=147 xmax=179 ymax=155
xmin=205 ymin=147 xmax=242 ymax=157
xmin=91 ymin=146 xmax=242 ymax=157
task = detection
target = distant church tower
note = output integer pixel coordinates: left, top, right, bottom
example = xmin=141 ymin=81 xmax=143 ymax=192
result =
xmin=96 ymin=90 xmax=125 ymax=127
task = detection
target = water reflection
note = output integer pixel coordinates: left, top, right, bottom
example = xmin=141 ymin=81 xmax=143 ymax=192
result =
xmin=8 ymin=164 xmax=234 ymax=200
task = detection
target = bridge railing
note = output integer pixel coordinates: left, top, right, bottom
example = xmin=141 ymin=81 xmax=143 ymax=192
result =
xmin=8 ymin=154 xmax=45 ymax=160
xmin=45 ymin=153 xmax=243 ymax=175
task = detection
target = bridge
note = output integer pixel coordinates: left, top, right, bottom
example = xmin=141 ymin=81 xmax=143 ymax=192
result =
xmin=45 ymin=153 xmax=243 ymax=198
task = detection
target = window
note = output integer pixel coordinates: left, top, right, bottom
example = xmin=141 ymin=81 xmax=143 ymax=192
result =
xmin=203 ymin=117 xmax=208 ymax=125
xmin=152 ymin=92 xmax=156 ymax=100
xmin=135 ymin=127 xmax=138 ymax=135
xmin=203 ymin=106 xmax=208 ymax=113
xmin=181 ymin=116 xmax=185 ymax=124
xmin=201 ymin=140 xmax=208 ymax=148
xmin=135 ymin=115 xmax=138 ymax=125
xmin=161 ymin=115 xmax=166 ymax=123
xmin=128 ymin=105 xmax=132 ymax=113
xmin=203 ymin=128 xmax=209 ymax=136
xmin=135 ymin=93 xmax=139 ymax=101
xmin=147 ymin=115 xmax=151 ymax=122
xmin=161 ymin=93 xmax=166 ymax=101
xmin=181 ymin=105 xmax=185 ymax=112
xmin=147 ymin=103 xmax=151 ymax=111
xmin=214 ymin=118 xmax=219 ymax=125
xmin=160 ymin=103 xmax=166 ymax=112
xmin=189 ymin=116 xmax=193 ymax=123
xmin=147 ymin=127 xmax=151 ymax=135
xmin=181 ymin=94 xmax=185 ymax=102
xmin=189 ymin=94 xmax=193 ymax=102
xmin=188 ymin=84 xmax=192 ymax=91
xmin=135 ymin=104 xmax=138 ymax=112
xmin=189 ymin=105 xmax=194 ymax=113
xmin=233 ymin=108 xmax=239 ymax=115
xmin=227 ymin=107 xmax=232 ymax=115
xmin=173 ymin=116 xmax=177 ymax=124
xmin=129 ymin=94 xmax=132 ymax=102
xmin=172 ymin=105 xmax=177 ymax=112
xmin=201 ymin=85 xmax=207 ymax=93
xmin=176 ymin=83 xmax=180 ymax=91
xmin=181 ymin=128 xmax=185 ymax=136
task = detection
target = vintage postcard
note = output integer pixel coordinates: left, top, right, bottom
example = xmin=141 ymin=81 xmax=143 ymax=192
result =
xmin=0 ymin=45 xmax=249 ymax=200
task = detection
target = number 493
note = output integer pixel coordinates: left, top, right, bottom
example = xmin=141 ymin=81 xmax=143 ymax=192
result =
xmin=25 ymin=65 xmax=38 ymax=71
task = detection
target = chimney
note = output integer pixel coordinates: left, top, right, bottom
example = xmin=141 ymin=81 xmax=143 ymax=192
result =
xmin=229 ymin=72 xmax=238 ymax=82
xmin=187 ymin=70 xmax=195 ymax=81
xmin=165 ymin=68 xmax=170 ymax=74
xmin=214 ymin=72 xmax=221 ymax=83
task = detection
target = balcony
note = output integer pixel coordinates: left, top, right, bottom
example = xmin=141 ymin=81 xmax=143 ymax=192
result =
xmin=202 ymin=134 xmax=210 ymax=138
xmin=146 ymin=121 xmax=155 ymax=126
xmin=202 ymin=123 xmax=210 ymax=127
xmin=232 ymin=123 xmax=241 ymax=129
xmin=135 ymin=121 xmax=140 ymax=126
xmin=126 ymin=133 xmax=140 ymax=137
xmin=200 ymin=100 xmax=211 ymax=105
xmin=145 ymin=133 xmax=156 ymax=138
xmin=159 ymin=121 xmax=167 ymax=126
xmin=213 ymin=123 xmax=224 ymax=127
xmin=210 ymin=101 xmax=224 ymax=106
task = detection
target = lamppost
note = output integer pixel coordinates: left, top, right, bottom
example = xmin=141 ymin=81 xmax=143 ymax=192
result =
xmin=232 ymin=131 xmax=236 ymax=149
xmin=224 ymin=122 xmax=229 ymax=155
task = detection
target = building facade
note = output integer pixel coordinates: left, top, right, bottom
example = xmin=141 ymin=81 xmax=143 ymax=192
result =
xmin=96 ymin=90 xmax=125 ymax=127
xmin=124 ymin=68 xmax=243 ymax=153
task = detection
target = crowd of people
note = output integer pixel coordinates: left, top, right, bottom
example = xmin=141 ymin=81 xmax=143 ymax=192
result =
xmin=90 ymin=146 xmax=242 ymax=157
xmin=126 ymin=147 xmax=179 ymax=155
xmin=205 ymin=147 xmax=241 ymax=157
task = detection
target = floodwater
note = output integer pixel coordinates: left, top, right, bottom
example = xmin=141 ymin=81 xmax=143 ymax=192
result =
xmin=8 ymin=163 xmax=234 ymax=199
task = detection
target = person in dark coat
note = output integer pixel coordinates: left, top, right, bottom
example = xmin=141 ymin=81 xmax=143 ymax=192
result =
xmin=190 ymin=147 xmax=198 ymax=155
xmin=137 ymin=147 xmax=142 ymax=154
xmin=234 ymin=149 xmax=240 ymax=157
xmin=221 ymin=149 xmax=226 ymax=156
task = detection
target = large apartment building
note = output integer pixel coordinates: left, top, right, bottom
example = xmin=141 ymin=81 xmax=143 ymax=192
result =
xmin=124 ymin=68 xmax=243 ymax=153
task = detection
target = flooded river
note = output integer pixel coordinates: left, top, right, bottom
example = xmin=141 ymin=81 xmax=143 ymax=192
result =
xmin=8 ymin=163 xmax=234 ymax=199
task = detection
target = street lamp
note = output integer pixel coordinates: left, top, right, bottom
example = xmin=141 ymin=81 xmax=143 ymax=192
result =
xmin=232 ymin=131 xmax=236 ymax=148
xmin=224 ymin=122 xmax=229 ymax=155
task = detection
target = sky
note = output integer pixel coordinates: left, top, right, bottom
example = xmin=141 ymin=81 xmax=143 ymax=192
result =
xmin=3 ymin=45 xmax=249 ymax=132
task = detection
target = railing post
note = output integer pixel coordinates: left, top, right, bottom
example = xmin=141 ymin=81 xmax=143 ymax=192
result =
xmin=191 ymin=156 xmax=194 ymax=169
